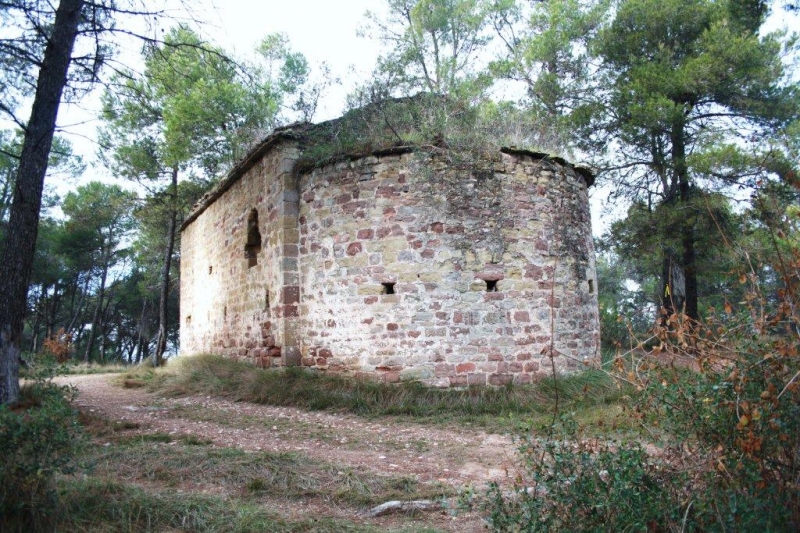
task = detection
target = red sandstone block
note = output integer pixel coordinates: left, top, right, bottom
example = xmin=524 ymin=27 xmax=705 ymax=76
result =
xmin=268 ymin=347 xmax=282 ymax=358
xmin=509 ymin=362 xmax=524 ymax=373
xmin=513 ymin=373 xmax=532 ymax=385
xmin=420 ymin=248 xmax=435 ymax=258
xmin=478 ymin=362 xmax=498 ymax=373
xmin=364 ymin=296 xmax=378 ymax=305
xmin=357 ymin=228 xmax=374 ymax=239
xmin=387 ymin=323 xmax=399 ymax=331
xmin=284 ymin=305 xmax=299 ymax=318
xmin=524 ymin=361 xmax=540 ymax=372
xmin=378 ymin=370 xmax=401 ymax=383
xmin=450 ymin=375 xmax=468 ymax=387
xmin=514 ymin=311 xmax=531 ymax=322
xmin=343 ymin=201 xmax=367 ymax=213
xmin=456 ymin=362 xmax=476 ymax=373
xmin=302 ymin=357 xmax=315 ymax=366
xmin=383 ymin=207 xmax=396 ymax=218
xmin=281 ymin=286 xmax=300 ymax=304
xmin=453 ymin=311 xmax=464 ymax=324
xmin=524 ymin=265 xmax=543 ymax=279
xmin=430 ymin=222 xmax=444 ymax=233
xmin=489 ymin=373 xmax=513 ymax=386
xmin=516 ymin=352 xmax=532 ymax=361
xmin=319 ymin=348 xmax=332 ymax=358
xmin=467 ymin=373 xmax=486 ymax=386
xmin=434 ymin=362 xmax=454 ymax=377
xmin=487 ymin=350 xmax=503 ymax=362
xmin=408 ymin=330 xmax=421 ymax=338
xmin=484 ymin=292 xmax=504 ymax=302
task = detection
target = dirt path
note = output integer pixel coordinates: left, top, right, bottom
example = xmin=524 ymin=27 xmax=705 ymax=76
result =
xmin=58 ymin=373 xmax=521 ymax=531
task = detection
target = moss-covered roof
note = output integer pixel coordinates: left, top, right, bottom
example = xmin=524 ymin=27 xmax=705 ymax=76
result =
xmin=181 ymin=96 xmax=594 ymax=230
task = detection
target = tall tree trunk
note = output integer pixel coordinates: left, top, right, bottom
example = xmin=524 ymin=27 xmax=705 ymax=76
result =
xmin=66 ymin=272 xmax=90 ymax=336
xmin=84 ymin=250 xmax=110 ymax=363
xmin=134 ymin=297 xmax=149 ymax=364
xmin=98 ymin=294 xmax=114 ymax=362
xmin=29 ymin=287 xmax=43 ymax=352
xmin=671 ymin=119 xmax=698 ymax=321
xmin=0 ymin=0 xmax=83 ymax=405
xmin=153 ymin=166 xmax=178 ymax=366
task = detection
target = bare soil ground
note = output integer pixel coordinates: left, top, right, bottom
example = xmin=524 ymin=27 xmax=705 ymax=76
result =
xmin=58 ymin=373 xmax=522 ymax=531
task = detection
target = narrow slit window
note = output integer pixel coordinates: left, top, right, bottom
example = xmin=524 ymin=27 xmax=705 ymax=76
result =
xmin=486 ymin=279 xmax=498 ymax=292
xmin=382 ymin=282 xmax=396 ymax=295
xmin=245 ymin=208 xmax=262 ymax=267
xmin=588 ymin=279 xmax=595 ymax=294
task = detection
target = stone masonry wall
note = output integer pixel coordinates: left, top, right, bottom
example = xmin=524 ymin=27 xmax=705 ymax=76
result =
xmin=296 ymin=150 xmax=599 ymax=386
xmin=181 ymin=137 xmax=600 ymax=386
xmin=180 ymin=141 xmax=301 ymax=367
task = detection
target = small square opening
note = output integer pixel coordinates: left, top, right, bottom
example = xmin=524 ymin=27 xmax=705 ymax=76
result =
xmin=381 ymin=282 xmax=396 ymax=295
xmin=485 ymin=279 xmax=498 ymax=292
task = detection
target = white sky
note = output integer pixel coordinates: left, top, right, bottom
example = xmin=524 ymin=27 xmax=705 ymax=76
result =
xmin=38 ymin=1 xmax=800 ymax=235
xmin=196 ymin=0 xmax=383 ymax=120
xmin=55 ymin=0 xmax=383 ymax=186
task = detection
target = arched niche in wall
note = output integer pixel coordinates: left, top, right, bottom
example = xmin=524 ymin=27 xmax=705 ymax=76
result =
xmin=244 ymin=208 xmax=262 ymax=267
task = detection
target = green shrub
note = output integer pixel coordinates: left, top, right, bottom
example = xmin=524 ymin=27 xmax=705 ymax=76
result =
xmin=484 ymin=416 xmax=680 ymax=531
xmin=0 ymin=383 xmax=82 ymax=532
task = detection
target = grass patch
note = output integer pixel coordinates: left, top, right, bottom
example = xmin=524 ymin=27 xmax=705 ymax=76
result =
xmin=45 ymin=408 xmax=452 ymax=532
xmin=85 ymin=438 xmax=446 ymax=507
xmin=21 ymin=361 xmax=130 ymax=378
xmin=58 ymin=478 xmax=375 ymax=532
xmin=123 ymin=354 xmax=636 ymax=433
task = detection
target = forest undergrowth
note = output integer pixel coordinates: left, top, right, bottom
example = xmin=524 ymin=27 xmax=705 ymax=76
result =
xmin=483 ymin=247 xmax=800 ymax=530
